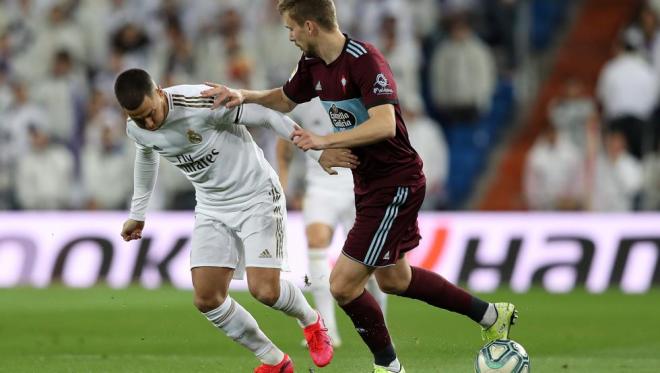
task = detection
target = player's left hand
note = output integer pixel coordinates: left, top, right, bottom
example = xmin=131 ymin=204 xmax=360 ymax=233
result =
xmin=319 ymin=148 xmax=359 ymax=175
xmin=291 ymin=128 xmax=327 ymax=150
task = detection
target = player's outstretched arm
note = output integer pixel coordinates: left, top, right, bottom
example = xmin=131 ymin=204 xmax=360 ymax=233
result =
xmin=275 ymin=138 xmax=294 ymax=191
xmin=202 ymin=83 xmax=296 ymax=113
xmin=292 ymin=104 xmax=396 ymax=150
xmin=127 ymin=144 xmax=159 ymax=222
xmin=237 ymin=104 xmax=358 ymax=174
xmin=236 ymin=103 xmax=304 ymax=141
xmin=121 ymin=219 xmax=145 ymax=241
xmin=122 ymin=146 xmax=156 ymax=242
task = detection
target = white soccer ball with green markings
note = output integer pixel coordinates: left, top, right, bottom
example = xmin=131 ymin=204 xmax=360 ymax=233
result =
xmin=475 ymin=339 xmax=530 ymax=373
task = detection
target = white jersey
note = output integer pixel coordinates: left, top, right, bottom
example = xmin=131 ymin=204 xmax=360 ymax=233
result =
xmin=127 ymin=84 xmax=319 ymax=221
xmin=290 ymin=98 xmax=353 ymax=192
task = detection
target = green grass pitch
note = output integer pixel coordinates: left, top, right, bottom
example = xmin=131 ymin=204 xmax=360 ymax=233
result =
xmin=1 ymin=287 xmax=658 ymax=372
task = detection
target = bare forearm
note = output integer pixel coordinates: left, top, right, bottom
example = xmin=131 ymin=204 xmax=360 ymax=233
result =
xmin=324 ymin=118 xmax=395 ymax=148
xmin=241 ymin=87 xmax=295 ymax=113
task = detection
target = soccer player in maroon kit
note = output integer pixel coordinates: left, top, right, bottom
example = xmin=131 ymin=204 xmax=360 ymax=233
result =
xmin=202 ymin=1 xmax=518 ymax=371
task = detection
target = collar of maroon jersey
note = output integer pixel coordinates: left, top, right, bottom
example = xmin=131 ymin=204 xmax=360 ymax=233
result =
xmin=323 ymin=33 xmax=351 ymax=67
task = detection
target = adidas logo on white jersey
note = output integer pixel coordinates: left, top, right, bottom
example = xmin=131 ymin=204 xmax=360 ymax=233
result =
xmin=259 ymin=249 xmax=272 ymax=259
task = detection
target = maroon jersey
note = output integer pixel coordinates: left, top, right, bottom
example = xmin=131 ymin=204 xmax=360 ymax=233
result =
xmin=283 ymin=35 xmax=425 ymax=194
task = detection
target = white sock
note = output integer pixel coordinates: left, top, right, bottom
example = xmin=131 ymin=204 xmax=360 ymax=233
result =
xmin=307 ymin=249 xmax=339 ymax=338
xmin=203 ymin=296 xmax=284 ymax=365
xmin=272 ymin=278 xmax=318 ymax=327
xmin=366 ymin=275 xmax=388 ymax=321
xmin=479 ymin=303 xmax=497 ymax=327
xmin=377 ymin=358 xmax=402 ymax=372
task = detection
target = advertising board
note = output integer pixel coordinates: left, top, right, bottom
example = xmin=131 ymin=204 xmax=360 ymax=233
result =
xmin=0 ymin=212 xmax=658 ymax=293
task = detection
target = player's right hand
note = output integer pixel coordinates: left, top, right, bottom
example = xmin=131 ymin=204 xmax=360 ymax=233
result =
xmin=201 ymin=82 xmax=244 ymax=109
xmin=319 ymin=148 xmax=359 ymax=175
xmin=121 ymin=219 xmax=145 ymax=241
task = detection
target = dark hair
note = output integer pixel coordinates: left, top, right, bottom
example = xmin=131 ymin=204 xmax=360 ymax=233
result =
xmin=54 ymin=49 xmax=72 ymax=63
xmin=277 ymin=0 xmax=337 ymax=31
xmin=114 ymin=68 xmax=155 ymax=110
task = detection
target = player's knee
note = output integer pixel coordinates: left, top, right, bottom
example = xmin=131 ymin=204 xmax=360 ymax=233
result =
xmin=329 ymin=284 xmax=348 ymax=304
xmin=377 ymin=281 xmax=403 ymax=295
xmin=194 ymin=293 xmax=225 ymax=313
xmin=249 ymin=285 xmax=279 ymax=306
xmin=376 ymin=276 xmax=407 ymax=295
xmin=329 ymin=280 xmax=358 ymax=305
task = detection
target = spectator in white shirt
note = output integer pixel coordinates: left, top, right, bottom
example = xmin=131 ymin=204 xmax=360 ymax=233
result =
xmin=430 ymin=13 xmax=496 ymax=124
xmin=194 ymin=6 xmax=261 ymax=89
xmin=32 ymin=49 xmax=86 ymax=147
xmin=340 ymin=0 xmax=414 ymax=44
xmin=5 ymin=79 xmax=48 ymax=158
xmin=0 ymin=60 xmax=12 ymax=114
xmin=81 ymin=110 xmax=132 ymax=210
xmin=641 ymin=149 xmax=660 ymax=210
xmin=15 ymin=124 xmax=75 ymax=210
xmin=0 ymin=65 xmax=12 ymax=208
xmin=377 ymin=14 xmax=423 ymax=111
xmin=402 ymin=101 xmax=449 ymax=209
xmin=524 ymin=125 xmax=585 ymax=210
xmin=548 ymin=78 xmax=595 ymax=150
xmin=149 ymin=15 xmax=195 ymax=84
xmin=251 ymin=0 xmax=302 ymax=87
xmin=597 ymin=29 xmax=659 ymax=158
xmin=589 ymin=130 xmax=643 ymax=211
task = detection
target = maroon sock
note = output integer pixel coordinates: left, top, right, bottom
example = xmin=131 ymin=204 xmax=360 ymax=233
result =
xmin=339 ymin=290 xmax=396 ymax=366
xmin=401 ymin=266 xmax=489 ymax=322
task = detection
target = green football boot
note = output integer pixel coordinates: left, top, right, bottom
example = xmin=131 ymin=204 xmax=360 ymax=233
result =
xmin=481 ymin=302 xmax=518 ymax=342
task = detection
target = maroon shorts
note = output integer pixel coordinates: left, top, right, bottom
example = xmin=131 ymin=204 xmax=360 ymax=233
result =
xmin=342 ymin=183 xmax=425 ymax=267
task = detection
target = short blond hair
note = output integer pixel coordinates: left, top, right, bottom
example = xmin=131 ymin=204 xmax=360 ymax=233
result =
xmin=277 ymin=0 xmax=338 ymax=31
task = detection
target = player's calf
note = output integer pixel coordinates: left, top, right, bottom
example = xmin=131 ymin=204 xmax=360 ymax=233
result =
xmin=202 ymin=296 xmax=287 ymax=369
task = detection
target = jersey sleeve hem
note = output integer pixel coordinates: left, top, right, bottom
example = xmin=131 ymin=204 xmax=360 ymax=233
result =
xmin=282 ymin=85 xmax=309 ymax=104
xmin=363 ymin=99 xmax=399 ymax=110
xmin=233 ymin=104 xmax=243 ymax=123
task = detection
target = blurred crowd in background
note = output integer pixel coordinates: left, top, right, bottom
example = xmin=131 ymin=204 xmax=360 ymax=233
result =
xmin=0 ymin=0 xmax=658 ymax=212
xmin=525 ymin=0 xmax=660 ymax=212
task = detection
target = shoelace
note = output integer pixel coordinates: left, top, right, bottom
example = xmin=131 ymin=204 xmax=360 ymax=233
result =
xmin=308 ymin=326 xmax=330 ymax=351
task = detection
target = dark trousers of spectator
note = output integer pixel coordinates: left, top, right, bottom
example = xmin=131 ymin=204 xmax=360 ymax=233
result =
xmin=607 ymin=115 xmax=647 ymax=159
xmin=437 ymin=105 xmax=482 ymax=125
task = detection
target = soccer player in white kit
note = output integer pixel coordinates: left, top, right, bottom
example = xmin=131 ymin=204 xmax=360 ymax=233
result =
xmin=276 ymin=98 xmax=388 ymax=348
xmin=115 ymin=69 xmax=358 ymax=372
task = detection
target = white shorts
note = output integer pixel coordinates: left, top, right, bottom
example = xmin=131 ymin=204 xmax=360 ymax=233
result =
xmin=302 ymin=186 xmax=355 ymax=232
xmin=190 ymin=188 xmax=288 ymax=280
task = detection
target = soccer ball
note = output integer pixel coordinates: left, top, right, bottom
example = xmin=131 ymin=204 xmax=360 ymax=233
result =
xmin=474 ymin=339 xmax=530 ymax=373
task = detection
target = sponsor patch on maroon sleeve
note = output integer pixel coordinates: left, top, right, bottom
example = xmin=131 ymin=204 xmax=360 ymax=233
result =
xmin=353 ymin=47 xmax=399 ymax=109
